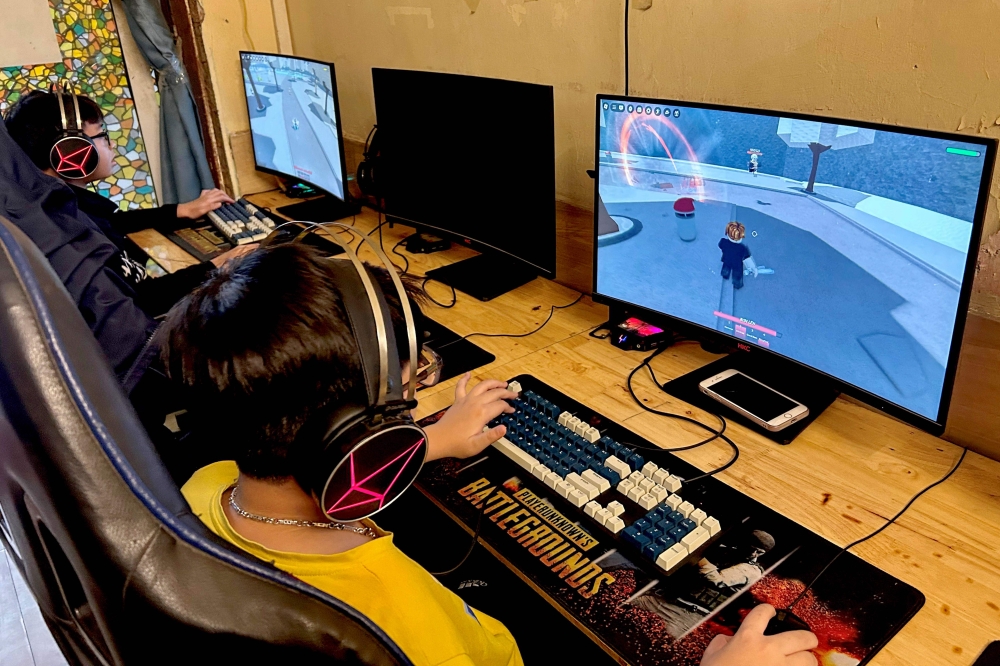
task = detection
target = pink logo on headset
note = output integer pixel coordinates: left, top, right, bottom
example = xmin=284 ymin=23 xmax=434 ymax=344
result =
xmin=53 ymin=139 xmax=96 ymax=179
xmin=324 ymin=436 xmax=425 ymax=520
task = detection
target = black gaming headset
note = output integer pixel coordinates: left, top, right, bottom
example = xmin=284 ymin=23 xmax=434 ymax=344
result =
xmin=271 ymin=223 xmax=427 ymax=522
xmin=48 ymin=84 xmax=101 ymax=180
xmin=356 ymin=125 xmax=381 ymax=199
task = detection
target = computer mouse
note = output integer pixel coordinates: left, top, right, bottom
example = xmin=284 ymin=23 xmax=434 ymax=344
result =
xmin=763 ymin=609 xmax=811 ymax=636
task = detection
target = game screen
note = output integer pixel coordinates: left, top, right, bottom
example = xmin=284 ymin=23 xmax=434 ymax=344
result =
xmin=595 ymin=98 xmax=991 ymax=421
xmin=241 ymin=53 xmax=345 ymax=199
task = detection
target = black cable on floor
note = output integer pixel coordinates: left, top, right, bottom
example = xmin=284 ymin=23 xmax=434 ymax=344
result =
xmin=786 ymin=446 xmax=969 ymax=611
xmin=421 ymin=276 xmax=457 ymax=308
xmin=390 ymin=238 xmax=410 ymax=275
xmin=436 ymin=293 xmax=586 ymax=350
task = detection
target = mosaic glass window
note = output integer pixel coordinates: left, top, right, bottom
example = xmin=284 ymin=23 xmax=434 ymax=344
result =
xmin=0 ymin=0 xmax=157 ymax=210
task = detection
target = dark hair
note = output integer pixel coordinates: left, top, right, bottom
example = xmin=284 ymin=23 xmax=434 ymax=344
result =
xmin=3 ymin=90 xmax=105 ymax=171
xmin=158 ymin=244 xmax=365 ymax=480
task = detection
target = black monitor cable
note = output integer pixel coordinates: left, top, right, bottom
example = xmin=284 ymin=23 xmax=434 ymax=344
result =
xmin=435 ymin=293 xmax=586 ymax=350
xmin=624 ymin=0 xmax=630 ymax=95
xmin=624 ymin=345 xmax=740 ymax=483
xmin=421 ymin=276 xmax=458 ymax=308
xmin=786 ymin=445 xmax=968 ymax=612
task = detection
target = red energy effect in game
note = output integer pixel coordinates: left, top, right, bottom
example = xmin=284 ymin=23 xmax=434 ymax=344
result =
xmin=617 ymin=112 xmax=705 ymax=201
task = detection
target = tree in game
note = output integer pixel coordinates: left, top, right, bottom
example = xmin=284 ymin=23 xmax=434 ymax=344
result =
xmin=242 ymin=56 xmax=264 ymax=112
xmin=266 ymin=56 xmax=281 ymax=91
xmin=777 ymin=119 xmax=875 ymax=193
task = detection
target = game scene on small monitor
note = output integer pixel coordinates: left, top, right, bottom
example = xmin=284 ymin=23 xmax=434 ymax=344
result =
xmin=595 ymin=98 xmax=990 ymax=421
xmin=241 ymin=53 xmax=344 ymax=199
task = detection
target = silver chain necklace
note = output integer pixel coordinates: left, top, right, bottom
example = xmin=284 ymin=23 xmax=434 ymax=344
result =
xmin=227 ymin=485 xmax=379 ymax=539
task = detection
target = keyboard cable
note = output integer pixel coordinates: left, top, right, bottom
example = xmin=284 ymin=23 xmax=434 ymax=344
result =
xmin=785 ymin=446 xmax=968 ymax=612
xmin=625 ymin=346 xmax=741 ymax=482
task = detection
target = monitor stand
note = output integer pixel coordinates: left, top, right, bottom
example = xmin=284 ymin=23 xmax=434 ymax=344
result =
xmin=659 ymin=351 xmax=839 ymax=445
xmin=424 ymin=254 xmax=538 ymax=301
xmin=275 ymin=195 xmax=362 ymax=222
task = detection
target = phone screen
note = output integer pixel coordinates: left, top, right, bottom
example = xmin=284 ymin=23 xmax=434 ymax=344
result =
xmin=709 ymin=373 xmax=799 ymax=421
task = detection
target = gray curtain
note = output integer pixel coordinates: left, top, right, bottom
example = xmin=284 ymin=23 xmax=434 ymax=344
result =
xmin=119 ymin=0 xmax=215 ymax=204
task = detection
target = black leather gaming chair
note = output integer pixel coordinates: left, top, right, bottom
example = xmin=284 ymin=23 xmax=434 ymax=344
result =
xmin=0 ymin=216 xmax=413 ymax=666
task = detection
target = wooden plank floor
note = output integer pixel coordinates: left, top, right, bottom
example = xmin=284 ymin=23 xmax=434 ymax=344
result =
xmin=0 ymin=540 xmax=68 ymax=666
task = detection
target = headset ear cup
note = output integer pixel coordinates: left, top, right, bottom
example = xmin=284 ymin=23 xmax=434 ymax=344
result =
xmin=50 ymin=135 xmax=100 ymax=180
xmin=318 ymin=420 xmax=427 ymax=523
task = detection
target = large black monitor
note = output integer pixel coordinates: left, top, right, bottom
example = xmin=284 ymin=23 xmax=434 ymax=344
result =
xmin=373 ymin=69 xmax=556 ymax=300
xmin=240 ymin=52 xmax=358 ymax=221
xmin=593 ymin=95 xmax=996 ymax=434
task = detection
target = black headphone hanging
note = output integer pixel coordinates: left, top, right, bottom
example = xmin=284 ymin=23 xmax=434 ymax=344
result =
xmin=284 ymin=223 xmax=426 ymax=522
xmin=48 ymin=84 xmax=100 ymax=181
xmin=356 ymin=125 xmax=380 ymax=199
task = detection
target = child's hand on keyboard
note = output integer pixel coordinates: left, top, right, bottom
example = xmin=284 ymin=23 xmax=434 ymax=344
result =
xmin=177 ymin=188 xmax=235 ymax=219
xmin=424 ymin=373 xmax=518 ymax=461
xmin=700 ymin=605 xmax=817 ymax=666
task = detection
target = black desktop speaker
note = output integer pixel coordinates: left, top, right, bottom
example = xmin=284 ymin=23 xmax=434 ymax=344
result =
xmin=356 ymin=126 xmax=381 ymax=198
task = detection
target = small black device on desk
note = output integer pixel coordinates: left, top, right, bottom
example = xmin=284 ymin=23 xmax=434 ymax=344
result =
xmin=974 ymin=642 xmax=1000 ymax=666
xmin=415 ymin=374 xmax=923 ymax=665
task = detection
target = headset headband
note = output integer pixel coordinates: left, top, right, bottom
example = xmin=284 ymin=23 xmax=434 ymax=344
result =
xmin=292 ymin=222 xmax=420 ymax=403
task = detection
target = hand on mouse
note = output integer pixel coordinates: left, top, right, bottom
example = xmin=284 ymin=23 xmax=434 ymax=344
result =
xmin=424 ymin=373 xmax=517 ymax=461
xmin=700 ymin=604 xmax=818 ymax=666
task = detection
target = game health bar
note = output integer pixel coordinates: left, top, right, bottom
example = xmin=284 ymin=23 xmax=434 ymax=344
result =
xmin=713 ymin=311 xmax=779 ymax=337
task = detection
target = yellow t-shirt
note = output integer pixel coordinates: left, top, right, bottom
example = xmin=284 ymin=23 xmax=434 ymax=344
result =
xmin=181 ymin=461 xmax=522 ymax=666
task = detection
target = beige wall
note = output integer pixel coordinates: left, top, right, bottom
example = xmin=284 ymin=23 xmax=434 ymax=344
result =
xmin=281 ymin=0 xmax=1000 ymax=314
xmin=199 ymin=0 xmax=283 ymax=194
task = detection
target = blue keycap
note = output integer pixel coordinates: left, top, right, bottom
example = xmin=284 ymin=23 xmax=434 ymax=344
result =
xmin=645 ymin=526 xmax=664 ymax=541
xmin=667 ymin=510 xmax=684 ymax=525
xmin=629 ymin=453 xmax=646 ymax=470
xmin=572 ymin=463 xmax=586 ymax=475
xmin=635 ymin=518 xmax=652 ymax=532
xmin=669 ymin=527 xmax=687 ymax=542
xmin=596 ymin=467 xmax=621 ymax=486
xmin=607 ymin=441 xmax=622 ymax=455
xmin=656 ymin=518 xmax=675 ymax=533
xmin=655 ymin=535 xmax=676 ymax=549
xmin=622 ymin=526 xmax=641 ymax=546
xmin=585 ymin=444 xmax=600 ymax=457
xmin=599 ymin=435 xmax=615 ymax=450
xmin=642 ymin=542 xmax=667 ymax=560
xmin=679 ymin=518 xmax=697 ymax=533
xmin=633 ymin=533 xmax=652 ymax=549
xmin=648 ymin=505 xmax=669 ymax=520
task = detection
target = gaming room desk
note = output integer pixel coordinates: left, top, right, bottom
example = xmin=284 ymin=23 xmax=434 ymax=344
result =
xmin=130 ymin=191 xmax=1000 ymax=665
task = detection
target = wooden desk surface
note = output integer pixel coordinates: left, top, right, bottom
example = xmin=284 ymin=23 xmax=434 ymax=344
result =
xmin=168 ymin=192 xmax=1000 ymax=665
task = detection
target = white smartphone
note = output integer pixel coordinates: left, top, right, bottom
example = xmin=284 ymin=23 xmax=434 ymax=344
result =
xmin=698 ymin=369 xmax=809 ymax=432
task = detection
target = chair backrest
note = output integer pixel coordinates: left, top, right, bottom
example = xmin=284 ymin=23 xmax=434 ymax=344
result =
xmin=0 ymin=216 xmax=413 ymax=666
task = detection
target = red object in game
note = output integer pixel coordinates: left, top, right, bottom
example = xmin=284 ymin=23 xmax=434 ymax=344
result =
xmin=674 ymin=197 xmax=695 ymax=217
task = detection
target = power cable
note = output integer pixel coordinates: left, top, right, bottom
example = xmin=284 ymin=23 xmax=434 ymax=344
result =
xmin=787 ymin=446 xmax=968 ymax=611
xmin=436 ymin=293 xmax=586 ymax=350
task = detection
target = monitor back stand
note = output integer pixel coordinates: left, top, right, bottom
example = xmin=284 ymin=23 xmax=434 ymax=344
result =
xmin=659 ymin=351 xmax=839 ymax=445
xmin=424 ymin=254 xmax=539 ymax=301
xmin=275 ymin=195 xmax=362 ymax=222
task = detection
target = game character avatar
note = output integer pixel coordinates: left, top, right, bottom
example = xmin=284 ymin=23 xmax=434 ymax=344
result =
xmin=629 ymin=529 xmax=777 ymax=639
xmin=747 ymin=149 xmax=762 ymax=176
xmin=719 ymin=221 xmax=758 ymax=289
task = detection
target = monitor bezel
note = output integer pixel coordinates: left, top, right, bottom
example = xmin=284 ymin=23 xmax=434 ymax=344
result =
xmin=239 ymin=51 xmax=350 ymax=203
xmin=372 ymin=67 xmax=557 ymax=278
xmin=591 ymin=93 xmax=998 ymax=435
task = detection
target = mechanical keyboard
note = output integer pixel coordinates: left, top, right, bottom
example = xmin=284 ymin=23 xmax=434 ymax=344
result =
xmin=491 ymin=381 xmax=721 ymax=574
xmin=414 ymin=374 xmax=922 ymax=666
xmin=206 ymin=198 xmax=278 ymax=245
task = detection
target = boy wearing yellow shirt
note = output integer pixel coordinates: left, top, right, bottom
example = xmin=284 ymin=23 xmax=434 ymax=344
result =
xmin=161 ymin=244 xmax=523 ymax=666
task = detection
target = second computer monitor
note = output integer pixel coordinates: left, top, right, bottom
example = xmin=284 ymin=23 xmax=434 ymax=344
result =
xmin=373 ymin=69 xmax=556 ymax=284
xmin=241 ymin=52 xmax=347 ymax=200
